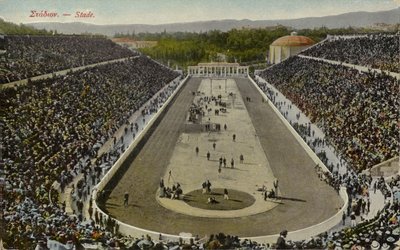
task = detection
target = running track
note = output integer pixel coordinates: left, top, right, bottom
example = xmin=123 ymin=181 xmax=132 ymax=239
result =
xmin=103 ymin=77 xmax=342 ymax=237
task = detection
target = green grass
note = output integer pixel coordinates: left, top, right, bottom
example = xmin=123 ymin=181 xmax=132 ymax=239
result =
xmin=183 ymin=188 xmax=255 ymax=210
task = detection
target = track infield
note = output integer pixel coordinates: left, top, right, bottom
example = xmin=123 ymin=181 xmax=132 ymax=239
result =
xmin=102 ymin=77 xmax=342 ymax=237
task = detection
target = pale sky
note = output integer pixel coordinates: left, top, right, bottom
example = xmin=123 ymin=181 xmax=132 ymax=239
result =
xmin=0 ymin=0 xmax=399 ymax=25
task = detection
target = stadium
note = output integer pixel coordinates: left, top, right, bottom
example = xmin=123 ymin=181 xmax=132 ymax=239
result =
xmin=1 ymin=3 xmax=400 ymax=250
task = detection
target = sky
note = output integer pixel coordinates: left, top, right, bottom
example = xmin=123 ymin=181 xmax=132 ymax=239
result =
xmin=0 ymin=0 xmax=399 ymax=25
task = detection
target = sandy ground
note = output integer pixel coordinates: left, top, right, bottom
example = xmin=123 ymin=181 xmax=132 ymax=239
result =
xmin=104 ymin=77 xmax=342 ymax=237
xmin=156 ymin=78 xmax=279 ymax=218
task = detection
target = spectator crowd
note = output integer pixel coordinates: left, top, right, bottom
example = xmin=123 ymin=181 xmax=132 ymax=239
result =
xmin=0 ymin=35 xmax=138 ymax=84
xmin=1 ymin=54 xmax=179 ymax=248
xmin=302 ymin=34 xmax=400 ymax=73
xmin=1 ymin=33 xmax=399 ymax=249
xmin=273 ymin=100 xmax=398 ymax=249
xmin=259 ymin=56 xmax=399 ymax=172
xmin=254 ymin=34 xmax=399 ymax=249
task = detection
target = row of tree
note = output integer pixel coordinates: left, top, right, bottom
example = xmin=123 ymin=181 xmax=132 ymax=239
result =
xmin=131 ymin=26 xmax=389 ymax=70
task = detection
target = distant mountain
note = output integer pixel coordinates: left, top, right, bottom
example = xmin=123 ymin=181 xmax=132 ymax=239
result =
xmin=25 ymin=8 xmax=400 ymax=36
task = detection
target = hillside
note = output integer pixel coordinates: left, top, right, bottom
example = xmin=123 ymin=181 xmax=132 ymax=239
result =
xmin=0 ymin=18 xmax=50 ymax=35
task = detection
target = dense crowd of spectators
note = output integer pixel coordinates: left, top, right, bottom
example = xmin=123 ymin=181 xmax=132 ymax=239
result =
xmin=254 ymin=46 xmax=399 ymax=249
xmin=301 ymin=34 xmax=400 ymax=73
xmin=1 ymin=55 xmax=180 ymax=249
xmin=0 ymin=35 xmax=138 ymax=84
xmin=259 ymin=79 xmax=392 ymax=204
xmin=258 ymin=56 xmax=399 ymax=172
xmin=286 ymin=116 xmax=397 ymax=248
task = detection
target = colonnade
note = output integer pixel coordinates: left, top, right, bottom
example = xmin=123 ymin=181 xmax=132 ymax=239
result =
xmin=188 ymin=63 xmax=249 ymax=77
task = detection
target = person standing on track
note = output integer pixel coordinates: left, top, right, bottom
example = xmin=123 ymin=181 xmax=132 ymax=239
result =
xmin=273 ymin=179 xmax=279 ymax=197
xmin=224 ymin=188 xmax=229 ymax=200
xmin=206 ymin=180 xmax=212 ymax=193
xmin=124 ymin=192 xmax=129 ymax=207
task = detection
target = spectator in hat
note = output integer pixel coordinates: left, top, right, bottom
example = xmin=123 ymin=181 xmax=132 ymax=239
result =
xmin=371 ymin=240 xmax=380 ymax=250
xmin=276 ymin=230 xmax=288 ymax=249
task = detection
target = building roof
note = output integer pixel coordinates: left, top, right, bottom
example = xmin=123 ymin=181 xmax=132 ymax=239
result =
xmin=271 ymin=35 xmax=315 ymax=47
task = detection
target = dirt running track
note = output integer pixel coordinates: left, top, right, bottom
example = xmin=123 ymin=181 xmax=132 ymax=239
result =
xmin=103 ymin=77 xmax=342 ymax=237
